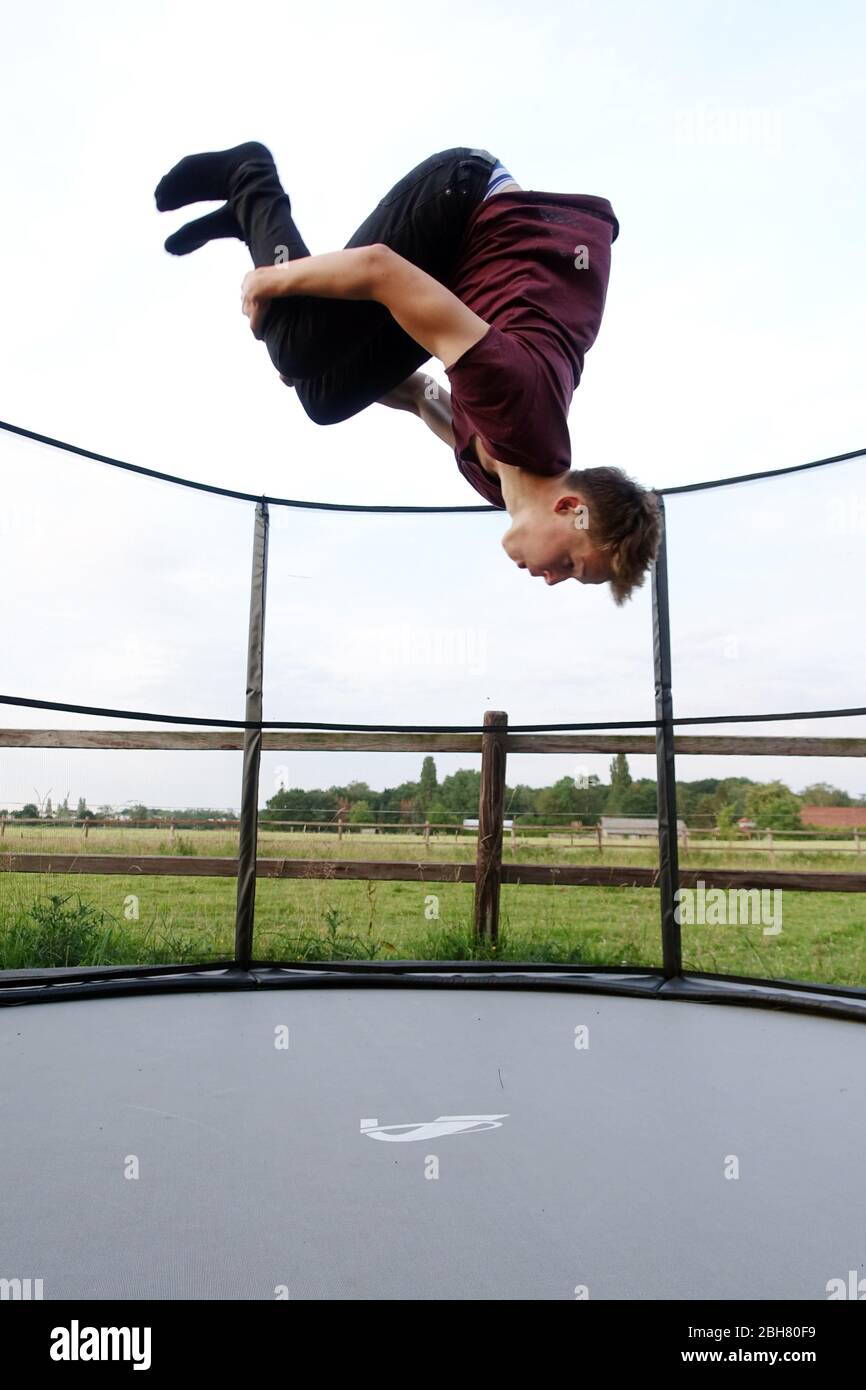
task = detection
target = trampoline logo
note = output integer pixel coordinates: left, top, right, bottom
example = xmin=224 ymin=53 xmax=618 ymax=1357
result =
xmin=361 ymin=1115 xmax=508 ymax=1142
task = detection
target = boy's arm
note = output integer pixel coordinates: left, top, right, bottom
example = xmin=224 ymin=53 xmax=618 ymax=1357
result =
xmin=378 ymin=371 xmax=455 ymax=449
xmin=242 ymin=245 xmax=489 ymax=371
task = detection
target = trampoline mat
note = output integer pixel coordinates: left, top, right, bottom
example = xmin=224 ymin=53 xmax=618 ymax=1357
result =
xmin=1 ymin=987 xmax=864 ymax=1300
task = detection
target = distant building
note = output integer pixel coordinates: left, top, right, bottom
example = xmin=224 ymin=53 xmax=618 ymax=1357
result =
xmin=800 ymin=806 xmax=866 ymax=829
xmin=601 ymin=816 xmax=687 ymax=839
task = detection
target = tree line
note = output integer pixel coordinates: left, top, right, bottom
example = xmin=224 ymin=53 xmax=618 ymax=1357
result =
xmin=258 ymin=755 xmax=861 ymax=833
xmin=7 ymin=756 xmax=862 ymax=833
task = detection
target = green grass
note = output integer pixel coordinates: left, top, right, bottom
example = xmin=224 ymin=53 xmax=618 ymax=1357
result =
xmin=0 ymin=829 xmax=864 ymax=985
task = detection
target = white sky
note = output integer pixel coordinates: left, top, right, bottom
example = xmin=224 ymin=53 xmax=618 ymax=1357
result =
xmin=1 ymin=0 xmax=864 ymax=813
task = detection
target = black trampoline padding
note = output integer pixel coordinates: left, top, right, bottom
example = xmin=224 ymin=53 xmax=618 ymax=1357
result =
xmin=2 ymin=987 xmax=865 ymax=1300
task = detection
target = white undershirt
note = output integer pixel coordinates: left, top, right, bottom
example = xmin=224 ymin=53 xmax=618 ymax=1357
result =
xmin=483 ymin=160 xmax=522 ymax=198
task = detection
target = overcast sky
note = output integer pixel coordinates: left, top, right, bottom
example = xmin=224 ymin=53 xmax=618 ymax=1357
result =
xmin=1 ymin=0 xmax=864 ymax=813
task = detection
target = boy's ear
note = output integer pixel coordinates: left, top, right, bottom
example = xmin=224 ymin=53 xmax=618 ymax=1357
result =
xmin=554 ymin=492 xmax=590 ymax=528
xmin=554 ymin=490 xmax=586 ymax=511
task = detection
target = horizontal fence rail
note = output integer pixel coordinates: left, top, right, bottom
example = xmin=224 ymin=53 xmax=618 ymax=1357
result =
xmin=3 ymin=854 xmax=866 ymax=893
xmin=2 ymin=729 xmax=866 ymax=756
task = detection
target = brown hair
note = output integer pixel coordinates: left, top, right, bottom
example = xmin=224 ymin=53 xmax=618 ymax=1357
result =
xmin=561 ymin=466 xmax=661 ymax=605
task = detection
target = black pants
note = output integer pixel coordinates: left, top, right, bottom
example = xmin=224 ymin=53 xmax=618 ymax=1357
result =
xmin=225 ymin=147 xmax=497 ymax=424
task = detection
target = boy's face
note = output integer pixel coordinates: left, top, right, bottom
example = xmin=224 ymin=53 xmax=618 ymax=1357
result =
xmin=502 ymin=493 xmax=612 ymax=587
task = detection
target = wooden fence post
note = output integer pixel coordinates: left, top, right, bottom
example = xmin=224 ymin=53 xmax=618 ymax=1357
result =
xmin=424 ymin=820 xmax=430 ymax=850
xmin=767 ymin=827 xmax=774 ymax=864
xmin=596 ymin=822 xmax=603 ymax=855
xmin=474 ymin=710 xmax=508 ymax=943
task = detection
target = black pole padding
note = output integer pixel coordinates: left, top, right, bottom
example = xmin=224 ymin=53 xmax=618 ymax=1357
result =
xmin=234 ymin=501 xmax=269 ymax=969
xmin=474 ymin=710 xmax=508 ymax=944
xmin=651 ymin=495 xmax=682 ymax=978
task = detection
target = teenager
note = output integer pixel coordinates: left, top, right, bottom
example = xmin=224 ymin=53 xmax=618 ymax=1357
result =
xmin=155 ymin=142 xmax=659 ymax=601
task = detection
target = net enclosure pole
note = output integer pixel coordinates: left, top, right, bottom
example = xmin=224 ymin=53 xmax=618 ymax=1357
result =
xmin=234 ymin=500 xmax=269 ymax=969
xmin=651 ymin=494 xmax=682 ymax=977
xmin=474 ymin=709 xmax=508 ymax=943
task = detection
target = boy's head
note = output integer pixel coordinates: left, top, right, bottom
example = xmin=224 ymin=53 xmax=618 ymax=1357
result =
xmin=501 ymin=465 xmax=661 ymax=604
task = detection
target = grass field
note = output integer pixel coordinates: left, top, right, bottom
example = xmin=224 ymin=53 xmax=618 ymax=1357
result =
xmin=1 ymin=827 xmax=864 ymax=986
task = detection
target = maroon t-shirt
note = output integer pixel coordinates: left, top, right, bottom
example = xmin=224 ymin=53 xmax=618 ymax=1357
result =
xmin=444 ymin=190 xmax=619 ymax=507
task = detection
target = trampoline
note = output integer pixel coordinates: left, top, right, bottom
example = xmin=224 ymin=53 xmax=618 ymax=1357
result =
xmin=2 ymin=421 xmax=866 ymax=1302
xmin=2 ymin=968 xmax=866 ymax=1300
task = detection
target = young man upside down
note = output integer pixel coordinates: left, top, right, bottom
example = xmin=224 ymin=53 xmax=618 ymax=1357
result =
xmin=154 ymin=143 xmax=660 ymax=602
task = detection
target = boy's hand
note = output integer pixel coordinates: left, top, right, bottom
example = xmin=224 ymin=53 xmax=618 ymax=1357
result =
xmin=241 ymin=268 xmax=275 ymax=339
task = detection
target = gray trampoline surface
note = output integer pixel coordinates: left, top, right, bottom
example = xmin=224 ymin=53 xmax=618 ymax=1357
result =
xmin=2 ymin=986 xmax=865 ymax=1301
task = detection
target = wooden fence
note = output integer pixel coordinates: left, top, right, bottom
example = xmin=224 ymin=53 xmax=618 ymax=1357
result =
xmin=2 ymin=721 xmax=866 ymax=946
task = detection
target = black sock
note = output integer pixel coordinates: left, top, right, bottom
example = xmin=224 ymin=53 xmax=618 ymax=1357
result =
xmin=163 ymin=204 xmax=243 ymax=256
xmin=154 ymin=140 xmax=274 ymax=211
